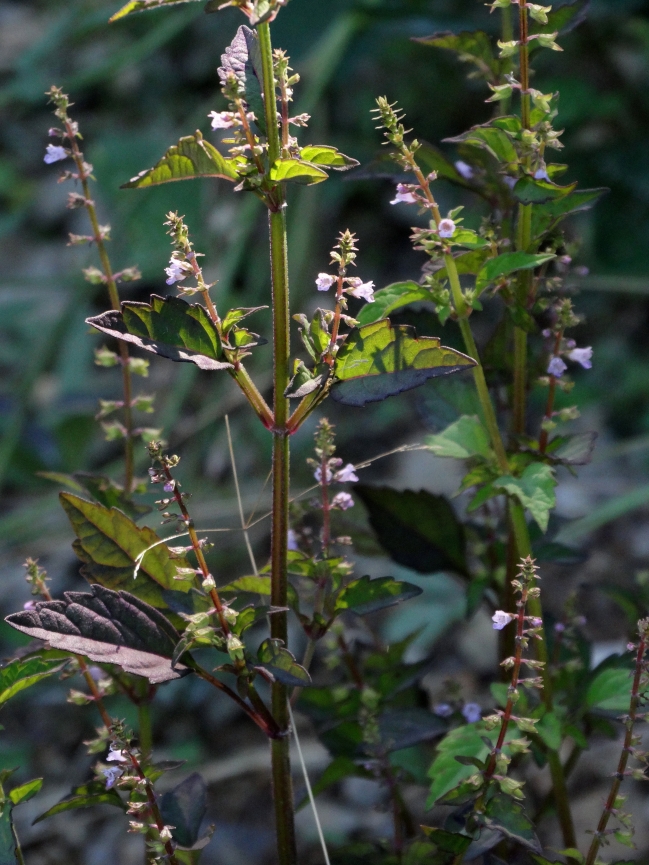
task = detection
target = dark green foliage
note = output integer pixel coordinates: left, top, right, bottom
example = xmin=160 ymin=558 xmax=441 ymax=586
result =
xmin=256 ymin=639 xmax=311 ymax=687
xmin=33 ymin=780 xmax=125 ymax=824
xmin=334 ymin=576 xmax=422 ymax=616
xmin=160 ymin=773 xmax=208 ymax=848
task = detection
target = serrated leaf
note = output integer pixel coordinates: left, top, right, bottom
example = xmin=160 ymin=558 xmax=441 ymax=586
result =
xmin=33 ymin=780 xmax=124 ymax=824
xmin=335 ymin=576 xmax=422 ymax=617
xmin=6 ymin=586 xmax=187 ymax=683
xmin=110 ymin=0 xmax=201 ymax=21
xmin=9 ymin=778 xmax=43 ymax=806
xmin=484 ymin=793 xmax=541 ymax=852
xmin=427 ymin=722 xmax=497 ymax=806
xmin=0 ymin=656 xmax=66 ymax=708
xmin=475 ymin=252 xmax=556 ymax=294
xmin=160 ymin=773 xmax=206 ymax=849
xmin=121 ymin=132 xmax=237 ymax=188
xmin=531 ymin=188 xmax=607 ymax=238
xmin=87 ymin=295 xmax=231 ymax=372
xmin=414 ymin=30 xmax=499 ymax=80
xmin=586 ymin=667 xmax=632 ymax=712
xmin=378 ymin=709 xmax=446 ymax=752
xmin=221 ymin=306 xmax=266 ymax=335
xmin=61 ymin=493 xmax=193 ymax=607
xmin=256 ymin=639 xmax=311 ymax=687
xmin=356 ymin=282 xmax=431 ymax=327
xmin=299 ymin=145 xmax=358 ymax=170
xmin=355 ymin=486 xmax=468 ymax=577
xmin=218 ymin=26 xmax=266 ymax=135
xmin=513 ymin=175 xmax=576 ymax=205
xmin=493 ymin=463 xmax=557 ymax=533
xmin=331 ymin=320 xmax=475 ymax=407
xmin=269 ymin=158 xmax=329 ymax=185
xmin=445 ymin=123 xmax=518 ymax=167
xmin=426 ymin=415 xmax=492 ymax=460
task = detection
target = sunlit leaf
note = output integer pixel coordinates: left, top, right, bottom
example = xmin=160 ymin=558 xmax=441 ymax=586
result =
xmin=426 ymin=415 xmax=492 ymax=460
xmin=121 ymin=132 xmax=237 ymax=188
xmin=9 ymin=778 xmax=43 ymax=806
xmin=61 ymin=493 xmax=194 ymax=607
xmin=299 ymin=145 xmax=359 ymax=170
xmin=110 ymin=0 xmax=202 ymax=22
xmin=87 ymin=295 xmax=231 ymax=372
xmin=331 ymin=320 xmax=475 ymax=406
xmin=445 ymin=123 xmax=518 ymax=167
xmin=218 ymin=26 xmax=266 ymax=135
xmin=6 ymin=587 xmax=187 ymax=683
xmin=269 ymin=158 xmax=329 ymax=185
xmin=475 ymin=251 xmax=556 ymax=294
xmin=355 ymin=486 xmax=468 ymax=577
xmin=493 ymin=463 xmax=557 ymax=532
xmin=33 ymin=780 xmax=124 ymax=823
xmin=0 ymin=656 xmax=66 ymax=708
xmin=256 ymin=639 xmax=311 ymax=687
xmin=335 ymin=576 xmax=422 ymax=617
xmin=356 ymin=282 xmax=431 ymax=327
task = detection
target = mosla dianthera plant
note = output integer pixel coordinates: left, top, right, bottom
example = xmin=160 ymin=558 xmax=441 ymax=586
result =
xmin=1 ymin=0 xmax=647 ymax=864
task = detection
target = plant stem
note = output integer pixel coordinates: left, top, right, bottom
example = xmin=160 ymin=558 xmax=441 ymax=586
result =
xmin=584 ymin=627 xmax=648 ymax=865
xmin=65 ymin=120 xmax=135 ymax=492
xmin=192 ymin=663 xmax=280 ymax=737
xmin=138 ymin=697 xmax=153 ymax=761
xmin=258 ymin=20 xmax=297 ymax=865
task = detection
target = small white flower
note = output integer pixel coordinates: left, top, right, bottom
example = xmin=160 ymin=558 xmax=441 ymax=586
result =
xmin=527 ymin=617 xmax=543 ymax=627
xmin=335 ymin=463 xmax=358 ymax=483
xmin=433 ymin=703 xmax=453 ymax=717
xmin=208 ymin=110 xmax=234 ymax=129
xmin=314 ymin=465 xmax=333 ymax=484
xmin=346 ymin=278 xmax=375 ymax=303
xmin=567 ymin=346 xmax=593 ymax=369
xmin=103 ymin=766 xmax=124 ymax=789
xmin=461 ymin=702 xmax=482 ymax=723
xmin=331 ymin=492 xmax=354 ymax=511
xmin=23 ymin=600 xmax=36 ymax=610
xmin=44 ymin=144 xmax=68 ymax=164
xmin=316 ymin=273 xmax=336 ymax=291
xmin=438 ymin=218 xmax=456 ymax=239
xmin=492 ymin=610 xmax=515 ymax=631
xmin=165 ymin=256 xmax=191 ymax=286
xmin=454 ymin=160 xmax=474 ymax=180
xmin=287 ymin=529 xmax=299 ymax=551
xmin=107 ymin=744 xmax=128 ymax=763
xmin=547 ymin=356 xmax=567 ymax=378
xmin=159 ymin=826 xmax=174 ymax=842
xmin=390 ymin=183 xmax=418 ymax=205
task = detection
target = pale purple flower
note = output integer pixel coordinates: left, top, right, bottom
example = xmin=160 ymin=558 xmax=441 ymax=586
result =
xmin=438 ymin=218 xmax=456 ymax=239
xmin=527 ymin=617 xmax=543 ymax=628
xmin=165 ymin=256 xmax=190 ymax=286
xmin=455 ymin=160 xmax=474 ymax=180
xmin=44 ymin=144 xmax=68 ymax=164
xmin=102 ymin=767 xmax=123 ymax=789
xmin=346 ymin=278 xmax=375 ymax=303
xmin=335 ymin=463 xmax=358 ymax=483
xmin=209 ymin=111 xmax=234 ymax=129
xmin=554 ymin=622 xmax=566 ymax=633
xmin=287 ymin=529 xmax=299 ymax=551
xmin=107 ymin=745 xmax=128 ymax=763
xmin=88 ymin=666 xmax=103 ymax=682
xmin=547 ymin=356 xmax=567 ymax=378
xmin=163 ymin=480 xmax=176 ymax=493
xmin=433 ymin=703 xmax=454 ymax=718
xmin=534 ymin=167 xmax=550 ymax=182
xmin=316 ymin=273 xmax=336 ymax=292
xmin=503 ymin=175 xmax=517 ymax=189
xmin=492 ymin=610 xmax=515 ymax=630
xmin=567 ymin=346 xmax=593 ymax=369
xmin=390 ymin=183 xmax=418 ymax=205
xmin=462 ymin=702 xmax=482 ymax=723
xmin=23 ymin=600 xmax=36 ymax=611
xmin=331 ymin=492 xmax=354 ymax=511
xmin=314 ymin=465 xmax=333 ymax=484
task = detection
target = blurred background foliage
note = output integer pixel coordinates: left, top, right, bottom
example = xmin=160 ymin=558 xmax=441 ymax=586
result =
xmin=1 ymin=0 xmax=649 ymax=862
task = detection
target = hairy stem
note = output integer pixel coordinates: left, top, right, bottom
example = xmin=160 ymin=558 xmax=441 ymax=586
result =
xmin=258 ymin=19 xmax=297 ymax=865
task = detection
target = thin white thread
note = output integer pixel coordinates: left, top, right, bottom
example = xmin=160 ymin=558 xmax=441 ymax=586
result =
xmin=225 ymin=414 xmax=258 ymax=576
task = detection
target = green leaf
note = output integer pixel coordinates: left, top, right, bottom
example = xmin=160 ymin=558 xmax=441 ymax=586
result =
xmin=256 ymin=639 xmax=311 ymax=687
xmin=493 ymin=463 xmax=557 ymax=532
xmin=61 ymin=493 xmax=194 ymax=607
xmin=378 ymin=709 xmax=447 ymax=752
xmin=420 ymin=827 xmax=472 ymax=864
xmin=426 ymin=415 xmax=491 ymax=460
xmin=9 ymin=778 xmax=43 ymax=805
xmin=512 ymin=175 xmax=576 ymax=205
xmin=87 ymin=295 xmax=231 ymax=372
xmin=269 ymin=158 xmax=329 ymax=185
xmin=121 ymin=131 xmax=237 ymax=188
xmin=536 ymin=710 xmax=562 ymax=751
xmin=110 ymin=0 xmax=202 ymax=22
xmin=160 ymin=773 xmax=206 ymax=849
xmin=335 ymin=576 xmax=422 ymax=617
xmin=6 ymin=586 xmax=187 ymax=684
xmin=416 ymin=142 xmax=472 ymax=186
xmin=0 ymin=804 xmax=16 ymax=865
xmin=299 ymin=145 xmax=359 ymax=170
xmin=33 ymin=780 xmax=124 ymax=823
xmin=355 ymin=486 xmax=468 ymax=577
xmin=356 ymin=282 xmax=432 ymax=327
xmin=427 ymin=722 xmax=496 ymax=806
xmin=531 ymin=0 xmax=588 ymax=36
xmin=531 ymin=188 xmax=608 ymax=239
xmin=332 ymin=320 xmax=475 ymax=407
xmin=484 ymin=792 xmax=541 ymax=852
xmin=218 ymin=574 xmax=299 ymax=610
xmin=221 ymin=306 xmax=266 ymax=336
xmin=586 ymin=667 xmax=632 ymax=712
xmin=0 ymin=656 xmax=66 ymax=708
xmin=546 ymin=431 xmax=598 ymax=466
xmin=475 ymin=252 xmax=556 ymax=294
xmin=445 ymin=123 xmax=518 ymax=167
xmin=285 ymin=361 xmax=324 ymax=399
xmin=39 ymin=472 xmax=150 ymax=520
xmin=414 ymin=30 xmax=499 ymax=80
